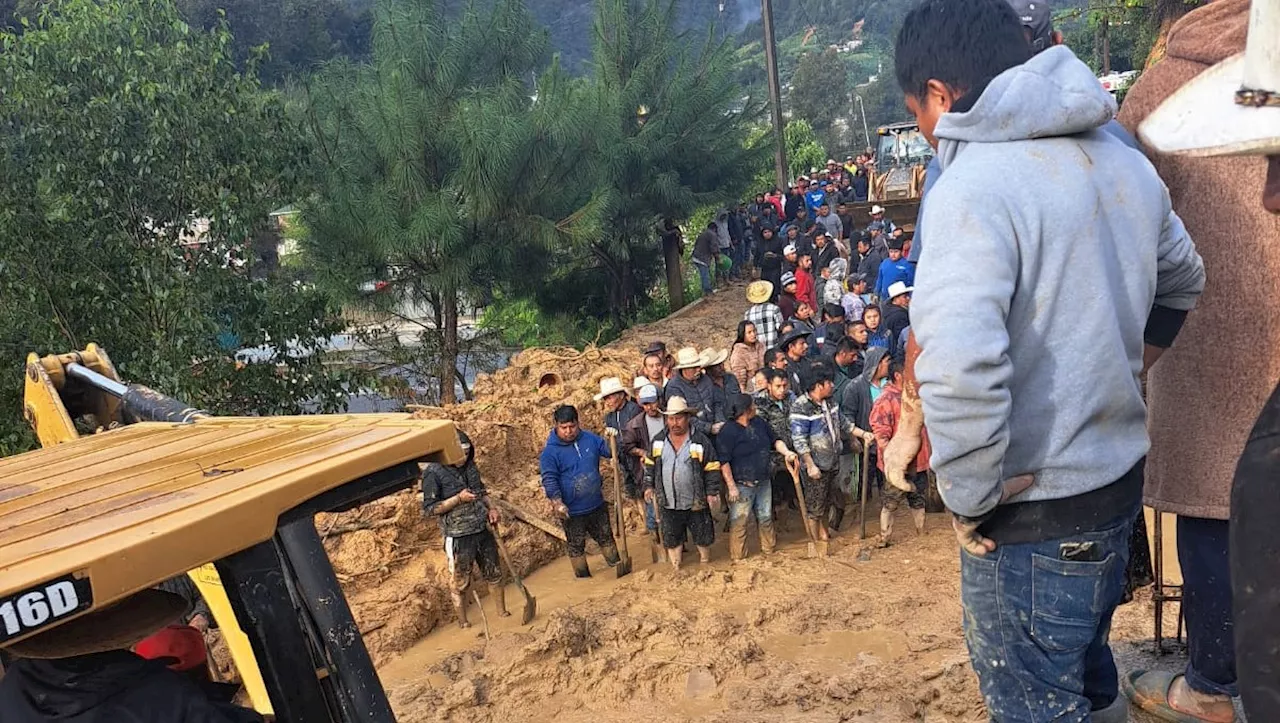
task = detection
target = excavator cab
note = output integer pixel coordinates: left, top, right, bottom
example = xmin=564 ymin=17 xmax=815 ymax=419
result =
xmin=1 ymin=345 xmax=463 ymax=722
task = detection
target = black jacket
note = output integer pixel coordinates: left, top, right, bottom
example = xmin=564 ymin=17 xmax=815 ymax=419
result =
xmin=0 ymin=651 xmax=261 ymax=723
xmin=421 ymin=458 xmax=489 ymax=538
xmin=642 ymin=429 xmax=724 ymax=511
xmin=881 ymin=302 xmax=910 ymax=354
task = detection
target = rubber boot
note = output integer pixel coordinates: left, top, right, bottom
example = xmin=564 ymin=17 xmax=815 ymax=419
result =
xmin=569 ymin=555 xmax=591 ymax=578
xmin=601 ymin=543 xmax=621 ymax=567
xmin=697 ymin=546 xmax=712 ymax=564
xmin=758 ymin=517 xmax=777 ymax=555
xmin=451 ymin=591 xmax=471 ymax=629
xmin=911 ymin=508 xmax=926 ymax=536
xmin=828 ymin=506 xmax=846 ymax=535
xmin=492 ymin=583 xmax=510 ymax=618
xmin=727 ymin=516 xmax=748 ymax=560
xmin=879 ymin=507 xmax=894 ymax=547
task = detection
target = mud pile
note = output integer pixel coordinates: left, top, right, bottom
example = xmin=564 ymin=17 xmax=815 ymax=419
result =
xmin=322 ymin=295 xmax=743 ymax=664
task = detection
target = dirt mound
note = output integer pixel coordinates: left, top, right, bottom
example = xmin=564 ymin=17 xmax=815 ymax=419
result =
xmin=322 ymin=293 xmax=746 ymax=665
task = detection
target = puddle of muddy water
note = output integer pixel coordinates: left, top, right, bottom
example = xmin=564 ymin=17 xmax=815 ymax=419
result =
xmin=762 ymin=628 xmax=908 ymax=665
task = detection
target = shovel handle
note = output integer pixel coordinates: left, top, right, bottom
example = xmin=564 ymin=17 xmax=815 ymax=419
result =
xmin=786 ymin=456 xmax=817 ymax=546
xmin=488 ymin=522 xmax=528 ymax=593
xmin=607 ymin=433 xmax=630 ymax=557
xmin=859 ymin=444 xmax=871 ymax=540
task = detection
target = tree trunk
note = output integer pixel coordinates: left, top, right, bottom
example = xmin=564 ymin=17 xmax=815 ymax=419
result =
xmin=663 ymin=236 xmax=685 ymax=311
xmin=440 ymin=287 xmax=459 ymax=405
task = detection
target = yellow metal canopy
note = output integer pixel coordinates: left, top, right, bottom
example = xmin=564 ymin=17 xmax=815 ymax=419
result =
xmin=0 ymin=414 xmax=460 ymax=644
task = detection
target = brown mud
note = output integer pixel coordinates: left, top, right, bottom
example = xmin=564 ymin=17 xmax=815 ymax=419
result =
xmin=312 ymin=285 xmax=1188 ymax=721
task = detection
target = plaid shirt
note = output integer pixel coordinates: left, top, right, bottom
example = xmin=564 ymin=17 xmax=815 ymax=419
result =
xmin=744 ymin=302 xmax=784 ymax=349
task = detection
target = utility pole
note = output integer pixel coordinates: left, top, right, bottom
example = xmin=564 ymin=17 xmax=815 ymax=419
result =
xmin=762 ymin=0 xmax=788 ymax=189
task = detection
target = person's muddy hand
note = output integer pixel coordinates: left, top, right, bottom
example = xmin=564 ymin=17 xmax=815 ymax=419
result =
xmin=487 ymin=506 xmax=500 ymax=526
xmin=458 ymin=489 xmax=478 ymax=503
xmin=603 ymin=427 xmax=619 ymax=439
xmin=551 ymin=500 xmax=569 ymax=519
xmin=643 ymin=488 xmax=655 ymax=504
xmin=726 ymin=483 xmax=740 ymax=503
xmin=951 ymin=474 xmax=1036 ymax=556
xmin=806 ymin=463 xmax=820 ymax=480
xmin=783 ymin=449 xmax=797 ymax=463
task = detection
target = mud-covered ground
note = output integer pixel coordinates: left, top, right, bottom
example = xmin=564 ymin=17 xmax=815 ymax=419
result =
xmin=313 ymin=285 xmax=1189 ymax=721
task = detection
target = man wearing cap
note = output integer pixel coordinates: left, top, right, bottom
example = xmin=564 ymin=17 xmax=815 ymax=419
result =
xmin=664 ymin=347 xmax=724 ymax=437
xmin=812 ymin=229 xmax=839 ymax=274
xmin=874 ymin=238 xmax=914 ymax=301
xmin=778 ymin=328 xmax=811 ymax=392
xmin=896 ymin=0 xmax=1204 ymax=719
xmin=854 ymin=236 xmax=885 ymax=298
xmin=643 ymin=397 xmax=724 ymax=570
xmin=814 ymin=202 xmax=843 ymax=246
xmin=881 ymin=282 xmax=912 ymax=356
xmin=744 ymin=280 xmax=784 ymax=349
xmin=794 ymin=252 xmax=817 ymax=312
xmin=1118 ymin=0 xmax=1277 ymax=718
xmin=623 ymin=384 xmax=666 ymax=538
xmin=540 ymin=405 xmax=622 ymax=578
xmin=423 ymin=429 xmax=508 ymax=627
xmin=777 ymin=271 xmax=800 ymax=322
xmin=785 ymin=183 xmax=806 ymax=221
xmin=0 ymin=589 xmax=263 ymax=722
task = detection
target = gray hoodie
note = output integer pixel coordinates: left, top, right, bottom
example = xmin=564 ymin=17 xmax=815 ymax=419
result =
xmin=839 ymin=346 xmax=890 ymax=433
xmin=913 ymin=47 xmax=1204 ymax=519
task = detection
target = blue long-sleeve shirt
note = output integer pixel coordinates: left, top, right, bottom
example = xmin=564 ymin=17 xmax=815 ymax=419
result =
xmin=875 ymin=257 xmax=915 ymax=299
xmin=539 ymin=429 xmax=612 ymax=516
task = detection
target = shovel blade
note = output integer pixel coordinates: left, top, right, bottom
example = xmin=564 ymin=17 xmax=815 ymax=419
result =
xmin=521 ymin=596 xmax=537 ymax=625
xmin=806 ymin=541 xmax=817 ymax=558
xmin=615 ymin=554 xmax=633 ymax=578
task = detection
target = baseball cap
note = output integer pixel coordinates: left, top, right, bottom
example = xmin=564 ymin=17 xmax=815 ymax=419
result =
xmin=783 ymin=244 xmax=797 ymax=256
xmin=638 ymin=384 xmax=660 ymax=404
xmin=134 ymin=624 xmax=208 ymax=672
xmin=1006 ymin=0 xmax=1054 ymax=52
xmin=781 ymin=271 xmax=797 ymax=287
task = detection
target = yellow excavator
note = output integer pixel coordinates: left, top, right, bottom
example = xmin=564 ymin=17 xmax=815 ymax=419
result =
xmin=1 ymin=344 xmax=462 ymax=722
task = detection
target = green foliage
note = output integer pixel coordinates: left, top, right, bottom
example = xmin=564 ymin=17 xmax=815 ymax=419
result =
xmin=0 ymin=0 xmax=357 ymax=452
xmin=789 ymin=47 xmax=851 ymax=149
xmin=784 ymin=119 xmax=829 ymax=179
xmin=300 ymin=0 xmax=599 ymax=403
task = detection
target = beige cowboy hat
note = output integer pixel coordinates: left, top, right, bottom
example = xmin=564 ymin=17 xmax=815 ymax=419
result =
xmin=699 ymin=347 xmax=729 ymax=368
xmin=746 ymin=280 xmax=773 ymax=305
xmin=673 ymin=347 xmax=703 ymax=370
xmin=593 ymin=376 xmax=630 ymax=401
xmin=3 ymin=589 xmax=186 ymax=659
xmin=663 ymin=396 xmax=697 ymax=416
xmin=632 ymin=375 xmax=650 ymax=391
xmin=1140 ymin=1 xmax=1280 ymax=156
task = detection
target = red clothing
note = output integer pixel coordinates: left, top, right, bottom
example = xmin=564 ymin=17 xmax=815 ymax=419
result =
xmin=794 ymin=267 xmax=817 ymax=311
xmin=767 ymin=194 xmax=784 ymax=217
xmin=869 ymin=382 xmax=931 ymax=473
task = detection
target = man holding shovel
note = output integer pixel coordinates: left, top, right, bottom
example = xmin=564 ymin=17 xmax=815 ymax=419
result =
xmin=421 ymin=429 xmax=509 ymax=629
xmin=643 ymin=397 xmax=723 ymax=570
xmin=622 ymin=383 xmax=666 ymax=555
xmin=539 ymin=405 xmax=622 ymax=579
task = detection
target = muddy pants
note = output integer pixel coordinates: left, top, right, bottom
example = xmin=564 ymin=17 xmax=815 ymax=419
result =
xmin=446 ymin=530 xmax=504 ymax=593
xmin=881 ymin=471 xmax=927 ymax=512
xmin=801 ymin=467 xmax=836 ymax=521
xmin=561 ymin=505 xmax=614 ymax=558
xmin=660 ymin=507 xmax=715 ymax=550
xmin=728 ymin=479 xmax=775 ymax=558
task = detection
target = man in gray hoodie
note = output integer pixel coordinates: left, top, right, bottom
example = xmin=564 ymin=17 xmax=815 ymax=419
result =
xmin=895 ymin=0 xmax=1205 ymax=721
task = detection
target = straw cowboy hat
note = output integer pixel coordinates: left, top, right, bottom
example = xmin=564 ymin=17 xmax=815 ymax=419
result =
xmin=663 ymin=396 xmax=697 ymax=416
xmin=699 ymin=348 xmax=729 ymax=368
xmin=632 ymin=376 xmax=650 ymax=391
xmin=3 ymin=589 xmax=186 ymax=659
xmin=673 ymin=347 xmax=703 ymax=370
xmin=593 ymin=376 xmax=630 ymax=401
xmin=746 ymin=280 xmax=773 ymax=305
xmin=1140 ymin=1 xmax=1280 ymax=156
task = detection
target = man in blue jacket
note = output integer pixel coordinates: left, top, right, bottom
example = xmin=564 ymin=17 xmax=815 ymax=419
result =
xmin=539 ymin=404 xmax=621 ymax=578
xmin=874 ymin=238 xmax=914 ymax=300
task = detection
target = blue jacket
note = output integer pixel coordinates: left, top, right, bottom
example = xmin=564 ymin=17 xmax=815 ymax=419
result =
xmin=804 ymin=189 xmax=827 ymax=213
xmin=539 ymin=429 xmax=611 ymax=516
xmin=875 ymin=257 xmax=914 ymax=299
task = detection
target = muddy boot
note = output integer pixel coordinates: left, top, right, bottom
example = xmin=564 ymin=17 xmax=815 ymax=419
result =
xmin=727 ymin=516 xmax=748 ymax=560
xmin=828 ymin=506 xmax=846 ymax=535
xmin=758 ymin=517 xmax=777 ymax=555
xmin=451 ymin=591 xmax=471 ymax=629
xmin=569 ymin=555 xmax=592 ymax=579
xmin=879 ymin=508 xmax=894 ymax=547
xmin=601 ymin=543 xmax=621 ymax=567
xmin=492 ymin=583 xmax=510 ymax=618
xmin=911 ymin=508 xmax=926 ymax=536
xmin=697 ymin=546 xmax=712 ymax=564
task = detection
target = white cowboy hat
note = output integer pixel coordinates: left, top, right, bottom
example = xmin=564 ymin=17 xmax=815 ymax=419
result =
xmin=673 ymin=347 xmax=703 ymax=370
xmin=699 ymin=348 xmax=729 ymax=368
xmin=663 ymin=396 xmax=697 ymax=416
xmin=888 ymin=281 xmax=914 ymax=300
xmin=1140 ymin=1 xmax=1280 ymax=156
xmin=632 ymin=375 xmax=650 ymax=391
xmin=593 ymin=376 xmax=630 ymax=401
xmin=746 ymin=280 xmax=773 ymax=304
xmin=871 ymin=205 xmax=886 ymax=215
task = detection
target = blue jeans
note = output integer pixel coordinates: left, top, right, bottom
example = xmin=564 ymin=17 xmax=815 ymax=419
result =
xmin=960 ymin=510 xmax=1134 ymax=722
xmin=1178 ymin=516 xmax=1237 ymax=697
xmin=729 ymin=479 xmax=773 ymax=525
xmin=693 ymin=260 xmax=712 ymax=295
